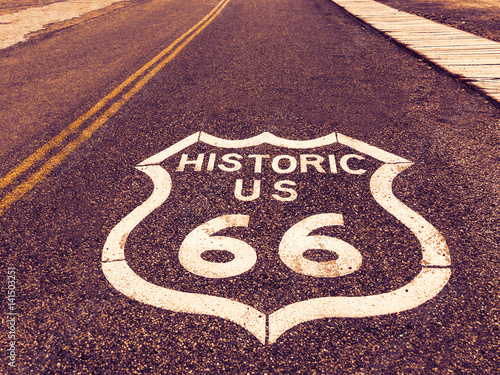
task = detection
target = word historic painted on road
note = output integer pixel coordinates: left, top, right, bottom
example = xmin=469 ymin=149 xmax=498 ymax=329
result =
xmin=175 ymin=151 xmax=367 ymax=202
xmin=101 ymin=132 xmax=451 ymax=344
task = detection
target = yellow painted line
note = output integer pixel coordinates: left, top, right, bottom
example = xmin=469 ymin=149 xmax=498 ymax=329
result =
xmin=102 ymin=134 xmax=450 ymax=344
xmin=0 ymin=0 xmax=229 ymax=193
xmin=0 ymin=0 xmax=231 ymax=216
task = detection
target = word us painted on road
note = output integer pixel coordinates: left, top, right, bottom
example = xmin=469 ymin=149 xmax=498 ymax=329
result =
xmin=176 ymin=151 xmax=367 ymax=202
xmin=102 ymin=132 xmax=451 ymax=344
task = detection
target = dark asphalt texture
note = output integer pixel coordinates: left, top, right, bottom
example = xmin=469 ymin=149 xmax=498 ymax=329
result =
xmin=1 ymin=0 xmax=499 ymax=373
xmin=0 ymin=0 xmax=214 ymax=163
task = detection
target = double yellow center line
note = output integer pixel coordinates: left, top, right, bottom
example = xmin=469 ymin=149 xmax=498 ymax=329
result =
xmin=0 ymin=0 xmax=231 ymax=216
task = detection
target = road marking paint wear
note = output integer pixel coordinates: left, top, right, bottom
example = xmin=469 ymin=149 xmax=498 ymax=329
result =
xmin=102 ymin=132 xmax=451 ymax=344
xmin=278 ymin=213 xmax=363 ymax=277
xmin=179 ymin=215 xmax=258 ymax=278
xmin=0 ymin=0 xmax=232 ymax=216
xmin=330 ymin=0 xmax=500 ymax=102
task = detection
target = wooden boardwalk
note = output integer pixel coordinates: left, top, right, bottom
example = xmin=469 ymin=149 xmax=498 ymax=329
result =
xmin=331 ymin=0 xmax=500 ymax=102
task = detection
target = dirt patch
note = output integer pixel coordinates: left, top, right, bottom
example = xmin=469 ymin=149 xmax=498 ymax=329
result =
xmin=24 ymin=1 xmax=130 ymax=42
xmin=0 ymin=0 xmax=134 ymax=50
xmin=0 ymin=0 xmax=68 ymax=15
xmin=375 ymin=0 xmax=500 ymax=42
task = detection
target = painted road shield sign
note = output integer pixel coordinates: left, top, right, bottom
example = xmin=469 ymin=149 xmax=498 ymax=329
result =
xmin=102 ymin=132 xmax=451 ymax=344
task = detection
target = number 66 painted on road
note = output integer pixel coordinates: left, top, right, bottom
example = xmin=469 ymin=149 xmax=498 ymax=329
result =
xmin=102 ymin=132 xmax=452 ymax=344
xmin=179 ymin=213 xmax=362 ymax=279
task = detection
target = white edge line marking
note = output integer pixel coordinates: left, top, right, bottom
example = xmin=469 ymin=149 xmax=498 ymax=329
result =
xmin=101 ymin=164 xmax=266 ymax=343
xmin=200 ymin=131 xmax=339 ymax=149
xmin=370 ymin=163 xmax=451 ymax=266
xmin=138 ymin=132 xmax=201 ymax=166
xmin=337 ymin=133 xmax=411 ymax=164
xmin=102 ymin=132 xmax=451 ymax=345
xmin=136 ymin=131 xmax=406 ymax=165
xmin=102 ymin=261 xmax=266 ymax=343
xmin=268 ymin=268 xmax=451 ymax=344
xmin=268 ymin=161 xmax=451 ymax=343
xmin=102 ymin=165 xmax=172 ymax=262
xmin=138 ymin=131 xmax=341 ymax=166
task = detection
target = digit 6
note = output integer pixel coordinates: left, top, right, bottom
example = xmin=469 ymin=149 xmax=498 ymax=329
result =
xmin=179 ymin=214 xmax=257 ymax=278
xmin=278 ymin=213 xmax=362 ymax=277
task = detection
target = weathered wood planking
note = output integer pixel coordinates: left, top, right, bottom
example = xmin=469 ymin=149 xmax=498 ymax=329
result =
xmin=331 ymin=0 xmax=500 ymax=103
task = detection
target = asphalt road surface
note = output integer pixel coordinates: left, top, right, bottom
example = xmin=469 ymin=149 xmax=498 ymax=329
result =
xmin=1 ymin=0 xmax=499 ymax=373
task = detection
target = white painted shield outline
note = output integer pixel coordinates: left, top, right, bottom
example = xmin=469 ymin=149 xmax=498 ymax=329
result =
xmin=102 ymin=132 xmax=451 ymax=344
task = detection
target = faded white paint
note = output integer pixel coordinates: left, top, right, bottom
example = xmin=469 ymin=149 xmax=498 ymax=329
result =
xmin=234 ymin=179 xmax=261 ymax=201
xmin=102 ymin=260 xmax=267 ymax=343
xmin=179 ymin=215 xmax=257 ymax=278
xmin=175 ymin=152 xmax=361 ymax=175
xmin=278 ymin=213 xmax=362 ymax=277
xmin=102 ymin=132 xmax=451 ymax=344
xmin=370 ymin=163 xmax=451 ymax=266
xmin=0 ymin=0 xmax=126 ymax=49
xmin=340 ymin=154 xmax=367 ymax=175
xmin=268 ymin=267 xmax=451 ymax=343
xmin=272 ymin=180 xmax=297 ymax=202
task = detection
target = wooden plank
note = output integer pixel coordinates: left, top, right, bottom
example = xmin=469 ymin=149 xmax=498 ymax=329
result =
xmin=436 ymin=61 xmax=500 ymax=66
xmin=432 ymin=59 xmax=500 ymax=65
xmin=414 ymin=45 xmax=500 ymax=51
xmin=451 ymin=66 xmax=500 ymax=74
xmin=404 ymin=40 xmax=499 ymax=47
xmin=330 ymin=0 xmax=500 ymax=102
xmin=386 ymin=31 xmax=476 ymax=35
xmin=421 ymin=52 xmax=500 ymax=58
xmin=390 ymin=37 xmax=486 ymax=43
xmin=475 ymin=78 xmax=500 ymax=84
xmin=386 ymin=31 xmax=482 ymax=37
xmin=480 ymin=90 xmax=500 ymax=100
